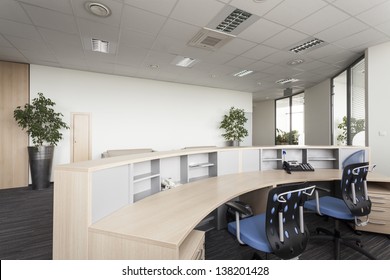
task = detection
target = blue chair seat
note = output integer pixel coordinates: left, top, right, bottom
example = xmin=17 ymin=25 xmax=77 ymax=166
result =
xmin=304 ymin=196 xmax=354 ymax=220
xmin=227 ymin=214 xmax=272 ymax=253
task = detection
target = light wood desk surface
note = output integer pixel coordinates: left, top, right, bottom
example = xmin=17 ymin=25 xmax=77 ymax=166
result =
xmin=89 ymin=169 xmax=390 ymax=256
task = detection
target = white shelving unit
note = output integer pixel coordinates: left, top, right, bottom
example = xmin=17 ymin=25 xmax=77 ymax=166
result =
xmin=181 ymin=152 xmax=217 ymax=183
xmin=130 ymin=159 xmax=160 ymax=202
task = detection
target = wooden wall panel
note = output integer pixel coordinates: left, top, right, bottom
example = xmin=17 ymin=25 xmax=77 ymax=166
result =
xmin=0 ymin=61 xmax=29 ymax=189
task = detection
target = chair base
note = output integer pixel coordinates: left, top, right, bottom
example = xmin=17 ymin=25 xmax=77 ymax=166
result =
xmin=311 ymin=220 xmax=376 ymax=260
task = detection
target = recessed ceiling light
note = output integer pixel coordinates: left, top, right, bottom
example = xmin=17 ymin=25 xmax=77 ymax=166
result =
xmin=85 ymin=2 xmax=111 ymax=17
xmin=253 ymin=0 xmax=268 ymax=2
xmin=215 ymin=8 xmax=252 ymax=33
xmin=91 ymin=38 xmax=109 ymax=53
xmin=257 ymin=82 xmax=262 ymax=85
xmin=287 ymin=59 xmax=305 ymax=66
xmin=148 ymin=64 xmax=159 ymax=69
xmin=171 ymin=56 xmax=199 ymax=68
xmin=289 ymin=38 xmax=324 ymax=54
xmin=233 ymin=70 xmax=254 ymax=77
xmin=275 ymin=78 xmax=299 ymax=85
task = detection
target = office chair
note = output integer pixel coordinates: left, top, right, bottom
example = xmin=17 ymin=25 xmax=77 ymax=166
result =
xmin=304 ymin=162 xmax=376 ymax=259
xmin=226 ymin=183 xmax=315 ymax=259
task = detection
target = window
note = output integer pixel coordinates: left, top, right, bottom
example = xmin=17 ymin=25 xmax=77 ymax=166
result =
xmin=332 ymin=57 xmax=366 ymax=146
xmin=275 ymin=93 xmax=304 ymax=145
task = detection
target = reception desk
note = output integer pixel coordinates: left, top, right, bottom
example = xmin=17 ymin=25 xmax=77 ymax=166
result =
xmin=53 ymin=146 xmax=390 ymax=259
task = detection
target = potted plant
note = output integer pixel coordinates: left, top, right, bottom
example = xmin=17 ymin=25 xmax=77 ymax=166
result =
xmin=13 ymin=92 xmax=69 ymax=190
xmin=219 ymin=106 xmax=248 ymax=146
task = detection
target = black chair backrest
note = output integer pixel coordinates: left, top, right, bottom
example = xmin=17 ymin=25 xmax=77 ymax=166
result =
xmin=341 ymin=162 xmax=371 ymax=217
xmin=265 ymin=182 xmax=312 ymax=259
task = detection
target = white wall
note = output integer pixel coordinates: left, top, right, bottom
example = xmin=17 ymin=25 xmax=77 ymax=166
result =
xmin=30 ymin=65 xmax=252 ymax=166
xmin=304 ymin=79 xmax=332 ymax=145
xmin=366 ymin=42 xmax=390 ymax=176
xmin=252 ymin=100 xmax=275 ymax=145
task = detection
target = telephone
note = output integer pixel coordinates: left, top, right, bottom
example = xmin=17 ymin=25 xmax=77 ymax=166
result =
xmin=283 ymin=161 xmax=315 ymax=174
xmin=161 ymin=178 xmax=177 ymax=190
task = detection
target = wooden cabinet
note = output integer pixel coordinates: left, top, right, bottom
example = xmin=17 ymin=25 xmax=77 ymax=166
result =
xmin=361 ymin=182 xmax=390 ymax=235
xmin=179 ymin=230 xmax=205 ymax=260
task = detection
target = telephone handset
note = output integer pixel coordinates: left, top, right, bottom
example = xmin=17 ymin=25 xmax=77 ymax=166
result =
xmin=161 ymin=178 xmax=177 ymax=190
xmin=283 ymin=161 xmax=292 ymax=174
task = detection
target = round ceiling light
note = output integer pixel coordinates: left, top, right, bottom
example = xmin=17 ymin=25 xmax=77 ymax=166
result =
xmin=253 ymin=0 xmax=268 ymax=3
xmin=287 ymin=59 xmax=305 ymax=66
xmin=85 ymin=2 xmax=111 ymax=17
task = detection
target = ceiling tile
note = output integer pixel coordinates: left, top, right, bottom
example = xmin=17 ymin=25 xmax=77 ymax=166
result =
xmin=22 ymin=4 xmax=78 ymax=34
xmin=332 ymin=0 xmax=387 ymax=16
xmin=116 ymin=45 xmax=149 ymax=66
xmin=225 ymin=56 xmax=256 ymax=68
xmin=261 ymin=50 xmax=307 ymax=65
xmin=0 ymin=34 xmax=13 ymax=47
xmin=19 ymin=0 xmax=73 ymax=14
xmin=263 ymin=0 xmax=327 ymax=27
xmin=333 ymin=28 xmax=386 ymax=49
xmin=263 ymin=28 xmax=309 ymax=50
xmin=292 ymin=5 xmax=350 ymax=35
xmin=247 ymin=60 xmax=274 ymax=72
xmin=119 ymin=28 xmax=156 ymax=49
xmin=152 ymin=35 xmax=187 ymax=54
xmin=0 ymin=18 xmax=42 ymax=40
xmin=6 ymin=35 xmax=49 ymax=51
xmin=356 ymin=1 xmax=390 ymax=27
xmin=219 ymin=38 xmax=257 ymax=55
xmin=121 ymin=5 xmax=167 ymax=36
xmin=39 ymin=27 xmax=83 ymax=50
xmin=315 ymin=18 xmax=369 ymax=43
xmin=241 ymin=44 xmax=278 ymax=60
xmin=305 ymin=44 xmax=350 ymax=60
xmin=159 ymin=19 xmax=199 ymax=42
xmin=229 ymin=0 xmax=284 ymax=17
xmin=78 ymin=18 xmax=119 ymax=42
xmin=0 ymin=0 xmax=31 ymax=24
xmin=0 ymin=46 xmax=26 ymax=60
xmin=203 ymin=51 xmax=236 ymax=64
xmin=375 ymin=20 xmax=390 ymax=36
xmin=170 ymin=0 xmax=225 ymax=27
xmin=238 ymin=18 xmax=285 ymax=44
xmin=124 ymin=0 xmax=177 ymax=16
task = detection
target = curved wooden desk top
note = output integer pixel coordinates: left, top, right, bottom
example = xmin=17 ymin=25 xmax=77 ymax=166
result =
xmin=89 ymin=169 xmax=389 ymax=251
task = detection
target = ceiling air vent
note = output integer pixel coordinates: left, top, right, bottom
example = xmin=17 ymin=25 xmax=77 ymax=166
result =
xmin=188 ymin=27 xmax=235 ymax=50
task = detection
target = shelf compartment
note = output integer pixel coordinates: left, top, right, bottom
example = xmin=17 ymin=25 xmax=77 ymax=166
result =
xmin=133 ymin=172 xmax=160 ymax=183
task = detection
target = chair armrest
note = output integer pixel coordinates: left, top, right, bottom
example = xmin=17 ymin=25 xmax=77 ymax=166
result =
xmin=225 ymin=201 xmax=253 ymax=216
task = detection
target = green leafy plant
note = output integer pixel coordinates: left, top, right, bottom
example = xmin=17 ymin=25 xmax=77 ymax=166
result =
xmin=276 ymin=128 xmax=299 ymax=145
xmin=337 ymin=116 xmax=365 ymax=144
xmin=219 ymin=107 xmax=248 ymax=143
xmin=13 ymin=92 xmax=69 ymax=147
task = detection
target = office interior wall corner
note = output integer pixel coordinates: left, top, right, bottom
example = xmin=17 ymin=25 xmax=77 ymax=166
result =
xmin=252 ymin=100 xmax=275 ymax=145
xmin=304 ymin=79 xmax=332 ymax=145
xmin=367 ymin=42 xmax=390 ymax=177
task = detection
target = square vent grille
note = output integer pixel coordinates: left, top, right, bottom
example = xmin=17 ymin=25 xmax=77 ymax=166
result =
xmin=189 ymin=6 xmax=259 ymax=50
xmin=188 ymin=27 xmax=235 ymax=50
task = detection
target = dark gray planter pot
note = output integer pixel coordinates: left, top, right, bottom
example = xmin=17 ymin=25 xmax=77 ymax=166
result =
xmin=28 ymin=146 xmax=54 ymax=190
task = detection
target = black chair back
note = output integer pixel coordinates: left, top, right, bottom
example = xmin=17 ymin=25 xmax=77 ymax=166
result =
xmin=341 ymin=162 xmax=371 ymax=217
xmin=265 ymin=183 xmax=313 ymax=259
